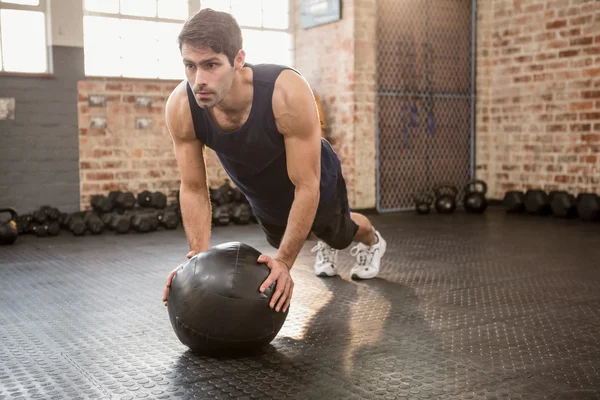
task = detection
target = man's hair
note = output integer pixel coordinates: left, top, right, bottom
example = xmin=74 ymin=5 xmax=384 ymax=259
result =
xmin=178 ymin=8 xmax=243 ymax=66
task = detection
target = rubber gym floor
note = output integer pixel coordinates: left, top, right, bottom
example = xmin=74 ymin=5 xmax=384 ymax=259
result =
xmin=1 ymin=207 xmax=599 ymax=400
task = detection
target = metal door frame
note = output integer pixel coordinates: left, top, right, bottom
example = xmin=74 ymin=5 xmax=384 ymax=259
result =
xmin=375 ymin=0 xmax=478 ymax=213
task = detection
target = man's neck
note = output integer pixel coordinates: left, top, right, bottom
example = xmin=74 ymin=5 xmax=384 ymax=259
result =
xmin=214 ymin=67 xmax=253 ymax=115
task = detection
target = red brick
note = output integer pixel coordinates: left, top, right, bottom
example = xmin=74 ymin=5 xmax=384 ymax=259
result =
xmin=86 ymin=172 xmax=114 ymax=181
xmin=582 ymin=91 xmax=600 ymax=99
xmin=548 ymin=39 xmax=569 ymax=49
xmin=105 ymin=83 xmax=133 ymax=92
xmin=582 ymin=134 xmax=600 ymax=142
xmin=80 ymin=161 xmax=100 ymax=169
xmin=570 ymin=101 xmax=594 ymax=111
xmin=570 ymin=58 xmax=593 ymax=68
xmin=514 ymin=75 xmax=532 ymax=83
xmin=556 ymin=113 xmax=578 ymax=122
xmin=547 ymin=124 xmax=566 ymax=132
xmin=570 ymin=36 xmax=594 ymax=46
xmin=583 ymin=47 xmax=600 ymax=56
xmin=580 ymin=112 xmax=600 ymax=120
xmin=559 ymin=28 xmax=580 ymax=37
xmin=572 ymin=123 xmax=592 ymax=132
xmin=582 ymin=155 xmax=597 ymax=163
xmin=583 ymin=68 xmax=600 ymax=77
xmin=523 ymin=3 xmax=543 ymax=13
xmin=570 ymin=15 xmax=593 ymax=26
xmin=102 ymin=161 xmax=127 ymax=169
xmin=559 ymin=49 xmax=579 ymax=57
xmin=515 ymin=55 xmax=534 ymax=63
xmin=546 ymin=20 xmax=567 ymax=29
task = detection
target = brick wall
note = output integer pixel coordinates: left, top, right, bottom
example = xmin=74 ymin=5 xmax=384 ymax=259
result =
xmin=77 ymin=79 xmax=228 ymax=210
xmin=293 ymin=0 xmax=377 ymax=210
xmin=476 ymin=0 xmax=600 ymax=199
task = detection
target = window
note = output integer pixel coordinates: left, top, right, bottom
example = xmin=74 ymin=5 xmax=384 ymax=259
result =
xmin=200 ymin=0 xmax=293 ymax=66
xmin=83 ymin=0 xmax=190 ymax=79
xmin=0 ymin=0 xmax=48 ymax=73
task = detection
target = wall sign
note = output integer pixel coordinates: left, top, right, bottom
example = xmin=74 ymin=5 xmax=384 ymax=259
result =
xmin=0 ymin=98 xmax=15 ymax=120
xmin=300 ymin=0 xmax=342 ymax=29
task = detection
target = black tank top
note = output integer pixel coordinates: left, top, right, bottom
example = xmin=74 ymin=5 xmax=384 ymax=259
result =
xmin=185 ymin=63 xmax=341 ymax=226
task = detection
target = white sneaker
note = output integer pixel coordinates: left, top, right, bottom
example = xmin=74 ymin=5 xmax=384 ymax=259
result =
xmin=311 ymin=240 xmax=338 ymax=277
xmin=350 ymin=229 xmax=387 ymax=280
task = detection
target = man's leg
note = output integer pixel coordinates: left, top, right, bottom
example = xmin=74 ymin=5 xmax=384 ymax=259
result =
xmin=350 ymin=212 xmax=376 ymax=245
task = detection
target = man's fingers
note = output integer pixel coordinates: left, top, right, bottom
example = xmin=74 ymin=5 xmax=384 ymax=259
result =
xmin=260 ymin=271 xmax=277 ymax=293
xmin=269 ymin=278 xmax=284 ymax=309
xmin=275 ymin=280 xmax=292 ymax=312
xmin=257 ymin=254 xmax=272 ymax=265
xmin=282 ymin=284 xmax=293 ymax=312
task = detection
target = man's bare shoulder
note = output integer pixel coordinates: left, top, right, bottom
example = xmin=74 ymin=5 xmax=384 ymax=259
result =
xmin=165 ymin=81 xmax=196 ymax=140
xmin=272 ymin=69 xmax=320 ymax=138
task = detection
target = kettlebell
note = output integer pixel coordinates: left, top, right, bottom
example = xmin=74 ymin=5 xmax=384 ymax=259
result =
xmin=0 ymin=208 xmax=19 ymax=245
xmin=463 ymin=180 xmax=488 ymax=214
xmin=413 ymin=193 xmax=433 ymax=215
xmin=434 ymin=185 xmax=458 ymax=214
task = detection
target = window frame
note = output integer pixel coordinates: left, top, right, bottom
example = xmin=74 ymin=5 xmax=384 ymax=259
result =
xmin=82 ymin=0 xmax=193 ymax=80
xmin=0 ymin=0 xmax=51 ymax=75
xmin=200 ymin=0 xmax=295 ymax=67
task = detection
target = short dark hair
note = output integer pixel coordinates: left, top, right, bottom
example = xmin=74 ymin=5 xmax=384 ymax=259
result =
xmin=178 ymin=8 xmax=243 ymax=66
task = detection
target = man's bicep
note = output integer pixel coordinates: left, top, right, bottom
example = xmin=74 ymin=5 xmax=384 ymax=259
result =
xmin=284 ymin=131 xmax=321 ymax=189
xmin=274 ymin=71 xmax=322 ymax=189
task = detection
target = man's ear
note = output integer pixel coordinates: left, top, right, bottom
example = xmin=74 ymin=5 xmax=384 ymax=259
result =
xmin=234 ymin=49 xmax=246 ymax=70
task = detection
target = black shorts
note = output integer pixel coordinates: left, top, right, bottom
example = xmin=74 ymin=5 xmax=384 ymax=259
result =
xmin=255 ymin=173 xmax=359 ymax=250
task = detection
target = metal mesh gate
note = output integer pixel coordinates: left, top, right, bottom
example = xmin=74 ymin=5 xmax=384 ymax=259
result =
xmin=376 ymin=0 xmax=476 ymax=212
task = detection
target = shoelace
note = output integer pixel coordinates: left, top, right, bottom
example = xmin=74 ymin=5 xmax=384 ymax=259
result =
xmin=350 ymin=243 xmax=375 ymax=267
xmin=311 ymin=241 xmax=337 ymax=264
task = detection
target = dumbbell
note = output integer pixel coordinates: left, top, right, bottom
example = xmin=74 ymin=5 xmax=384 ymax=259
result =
xmin=30 ymin=220 xmax=61 ymax=237
xmin=68 ymin=214 xmax=87 ymax=236
xmin=503 ymin=191 xmax=525 ymax=213
xmin=231 ymin=203 xmax=251 ymax=225
xmin=129 ymin=211 xmax=156 ymax=233
xmin=550 ymin=191 xmax=578 ymax=218
xmin=102 ymin=212 xmax=131 ymax=233
xmin=83 ymin=212 xmax=105 ymax=234
xmin=210 ymin=183 xmax=235 ymax=206
xmin=91 ymin=195 xmax=113 ymax=213
xmin=108 ymin=191 xmax=136 ymax=211
xmin=212 ymin=204 xmax=231 ymax=226
xmin=137 ymin=191 xmax=167 ymax=209
xmin=524 ymin=189 xmax=552 ymax=215
xmin=157 ymin=209 xmax=179 ymax=229
xmin=576 ymin=193 xmax=600 ymax=221
xmin=17 ymin=214 xmax=34 ymax=234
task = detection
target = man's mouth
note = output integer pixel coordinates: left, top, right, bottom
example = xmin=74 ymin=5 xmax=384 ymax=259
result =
xmin=196 ymin=92 xmax=212 ymax=99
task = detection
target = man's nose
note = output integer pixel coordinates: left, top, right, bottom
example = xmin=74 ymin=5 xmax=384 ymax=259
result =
xmin=194 ymin=69 xmax=207 ymax=88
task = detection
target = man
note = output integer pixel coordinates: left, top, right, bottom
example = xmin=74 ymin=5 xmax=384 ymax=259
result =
xmin=161 ymin=9 xmax=386 ymax=314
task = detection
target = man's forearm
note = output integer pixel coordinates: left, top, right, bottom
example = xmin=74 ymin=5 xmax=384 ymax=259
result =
xmin=179 ymin=184 xmax=212 ymax=254
xmin=276 ymin=186 xmax=320 ymax=269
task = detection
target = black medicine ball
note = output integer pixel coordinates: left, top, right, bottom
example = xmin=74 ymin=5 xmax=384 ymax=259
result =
xmin=167 ymin=242 xmax=289 ymax=355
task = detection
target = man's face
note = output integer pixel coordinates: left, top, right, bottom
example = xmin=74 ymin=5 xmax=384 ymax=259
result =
xmin=181 ymin=44 xmax=236 ymax=109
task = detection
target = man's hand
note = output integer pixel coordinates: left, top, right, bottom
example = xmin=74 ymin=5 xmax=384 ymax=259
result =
xmin=162 ymin=250 xmax=198 ymax=306
xmin=257 ymin=254 xmax=294 ymax=313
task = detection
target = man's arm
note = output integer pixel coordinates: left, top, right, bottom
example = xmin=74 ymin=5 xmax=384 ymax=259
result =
xmin=272 ymin=70 xmax=323 ymax=269
xmin=165 ymin=82 xmax=212 ymax=255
